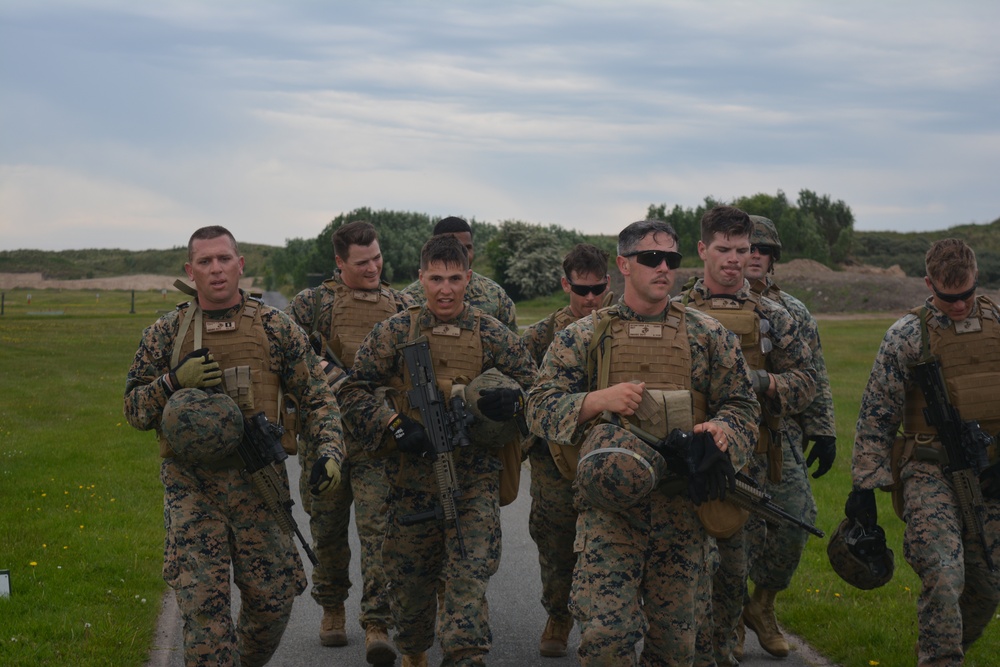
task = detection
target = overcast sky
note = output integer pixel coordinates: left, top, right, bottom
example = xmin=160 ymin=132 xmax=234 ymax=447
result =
xmin=2 ymin=1 xmax=998 ymax=251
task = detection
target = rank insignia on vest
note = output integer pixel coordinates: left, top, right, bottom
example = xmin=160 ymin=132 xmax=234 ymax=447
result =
xmin=627 ymin=322 xmax=663 ymax=339
xmin=710 ymin=297 xmax=742 ymax=309
xmin=432 ymin=324 xmax=463 ymax=337
xmin=352 ymin=290 xmax=380 ymax=303
xmin=205 ymin=321 xmax=238 ymax=333
xmin=956 ymin=318 xmax=983 ymax=334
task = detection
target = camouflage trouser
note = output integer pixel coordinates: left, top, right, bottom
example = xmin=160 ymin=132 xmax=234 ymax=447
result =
xmin=570 ymin=492 xmax=712 ymax=666
xmin=902 ymin=461 xmax=1000 ymax=667
xmin=527 ymin=443 xmax=577 ymax=624
xmin=351 ymin=455 xmax=393 ymax=628
xmin=750 ymin=422 xmax=817 ymax=591
xmin=162 ymin=459 xmax=306 ymax=667
xmin=695 ymin=453 xmax=767 ymax=667
xmin=299 ymin=449 xmax=353 ymax=608
xmin=382 ymin=473 xmax=501 ymax=666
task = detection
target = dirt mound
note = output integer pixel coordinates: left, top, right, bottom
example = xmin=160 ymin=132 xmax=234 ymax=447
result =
xmin=0 ymin=273 xmax=255 ymax=292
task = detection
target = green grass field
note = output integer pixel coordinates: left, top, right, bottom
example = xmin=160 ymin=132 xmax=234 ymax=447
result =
xmin=0 ymin=289 xmax=997 ymax=665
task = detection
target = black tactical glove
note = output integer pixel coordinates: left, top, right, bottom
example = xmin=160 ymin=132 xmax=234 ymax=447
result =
xmin=844 ymin=487 xmax=877 ymax=530
xmin=387 ymin=414 xmax=429 ymax=455
xmin=476 ymin=388 xmax=526 ymax=422
xmin=309 ymin=456 xmax=341 ymax=497
xmin=805 ymin=435 xmax=837 ymax=478
xmin=169 ymin=347 xmax=222 ymax=391
xmin=687 ymin=432 xmax=737 ymax=505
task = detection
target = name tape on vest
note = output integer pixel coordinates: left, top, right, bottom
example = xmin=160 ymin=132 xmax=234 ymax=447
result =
xmin=627 ymin=322 xmax=663 ymax=339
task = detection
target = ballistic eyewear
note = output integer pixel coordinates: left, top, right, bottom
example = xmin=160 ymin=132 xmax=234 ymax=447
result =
xmin=929 ymin=279 xmax=977 ymax=303
xmin=622 ymin=250 xmax=683 ymax=270
xmin=750 ymin=244 xmax=775 ymax=256
xmin=567 ymin=278 xmax=609 ymax=296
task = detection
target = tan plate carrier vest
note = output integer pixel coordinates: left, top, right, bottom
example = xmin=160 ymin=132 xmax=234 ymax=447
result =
xmin=684 ymin=288 xmax=782 ymax=482
xmin=160 ymin=295 xmax=294 ymax=457
xmin=317 ymin=279 xmax=399 ymax=364
xmin=548 ymin=303 xmax=708 ymax=481
xmin=887 ymin=295 xmax=1000 ymax=518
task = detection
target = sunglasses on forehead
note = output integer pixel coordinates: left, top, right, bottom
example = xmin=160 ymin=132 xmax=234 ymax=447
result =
xmin=930 ymin=279 xmax=977 ymax=303
xmin=567 ymin=279 xmax=609 ymax=296
xmin=622 ymin=250 xmax=683 ymax=270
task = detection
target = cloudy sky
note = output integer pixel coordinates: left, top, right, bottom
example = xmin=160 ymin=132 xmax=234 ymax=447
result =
xmin=2 ymin=1 xmax=998 ymax=251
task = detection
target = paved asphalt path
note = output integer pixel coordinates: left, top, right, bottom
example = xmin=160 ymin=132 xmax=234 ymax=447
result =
xmin=147 ymin=290 xmax=830 ymax=666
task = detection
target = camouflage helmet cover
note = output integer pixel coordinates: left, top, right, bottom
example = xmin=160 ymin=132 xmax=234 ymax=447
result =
xmin=161 ymin=388 xmax=244 ymax=463
xmin=463 ymin=368 xmax=523 ymax=445
xmin=827 ymin=518 xmax=895 ymax=590
xmin=575 ymin=421 xmax=667 ymax=512
xmin=749 ymin=215 xmax=782 ymax=261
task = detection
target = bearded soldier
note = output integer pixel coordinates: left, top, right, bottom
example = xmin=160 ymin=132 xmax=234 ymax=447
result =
xmin=124 ymin=226 xmax=344 ymax=666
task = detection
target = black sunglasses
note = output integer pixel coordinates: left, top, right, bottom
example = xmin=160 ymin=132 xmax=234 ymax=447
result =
xmin=750 ymin=244 xmax=774 ymax=256
xmin=567 ymin=279 xmax=608 ymax=296
xmin=622 ymin=250 xmax=683 ymax=270
xmin=929 ymin=279 xmax=977 ymax=303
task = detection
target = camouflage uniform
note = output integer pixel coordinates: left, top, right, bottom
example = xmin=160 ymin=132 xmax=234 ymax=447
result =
xmin=527 ymin=299 xmax=759 ymax=666
xmin=678 ymin=278 xmax=817 ymax=667
xmin=522 ymin=305 xmax=580 ymax=629
xmin=404 ymin=271 xmax=519 ymax=333
xmin=285 ymin=272 xmax=414 ymax=630
xmin=749 ymin=279 xmax=833 ymax=593
xmin=124 ymin=291 xmax=344 ymax=667
xmin=338 ymin=304 xmax=537 ymax=664
xmin=852 ymin=296 xmax=1000 ymax=666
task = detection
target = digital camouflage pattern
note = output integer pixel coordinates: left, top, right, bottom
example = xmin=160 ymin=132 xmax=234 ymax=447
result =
xmin=338 ymin=304 xmax=537 ymax=663
xmin=575 ymin=421 xmax=666 ymax=512
xmin=527 ymin=300 xmax=759 ymax=665
xmin=124 ymin=291 xmax=344 ymax=667
xmin=827 ymin=518 xmax=895 ymax=590
xmin=522 ymin=304 xmax=586 ymax=628
xmin=852 ymin=297 xmax=1000 ymax=666
xmin=751 ymin=280 xmax=833 ymax=592
xmin=286 ymin=271 xmax=413 ymax=628
xmin=160 ymin=388 xmax=244 ymax=463
xmin=678 ymin=278 xmax=817 ymax=667
xmin=403 ymin=271 xmax=519 ymax=333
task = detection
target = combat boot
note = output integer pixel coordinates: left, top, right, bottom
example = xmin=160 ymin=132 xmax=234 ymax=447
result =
xmin=539 ymin=616 xmax=573 ymax=658
xmin=743 ymin=587 xmax=790 ymax=657
xmin=733 ymin=620 xmax=745 ymax=661
xmin=401 ymin=652 xmax=428 ymax=667
xmin=319 ymin=603 xmax=348 ymax=647
xmin=364 ymin=624 xmax=396 ymax=666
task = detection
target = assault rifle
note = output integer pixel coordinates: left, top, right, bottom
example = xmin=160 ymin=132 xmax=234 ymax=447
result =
xmin=912 ymin=355 xmax=996 ymax=571
xmin=398 ymin=336 xmax=475 ymax=558
xmin=236 ymin=410 xmax=319 ymax=566
xmin=624 ymin=421 xmax=825 ymax=538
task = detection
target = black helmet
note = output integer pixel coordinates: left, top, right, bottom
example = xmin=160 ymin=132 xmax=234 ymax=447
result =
xmin=827 ymin=518 xmax=894 ymax=590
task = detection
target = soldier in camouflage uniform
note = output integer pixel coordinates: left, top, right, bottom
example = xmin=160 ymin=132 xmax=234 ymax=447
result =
xmin=677 ymin=206 xmax=816 ymax=667
xmin=124 ymin=226 xmax=345 ymax=667
xmin=403 ymin=216 xmax=518 ymax=332
xmin=742 ymin=215 xmax=836 ymax=659
xmin=848 ymin=238 xmax=1000 ymax=666
xmin=285 ymin=221 xmax=414 ymax=664
xmin=528 ymin=219 xmax=760 ymax=666
xmin=339 ymin=235 xmax=537 ymax=667
xmin=521 ymin=243 xmax=611 ymax=658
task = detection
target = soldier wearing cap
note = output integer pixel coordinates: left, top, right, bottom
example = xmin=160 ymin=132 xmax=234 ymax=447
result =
xmin=285 ymin=220 xmax=413 ymax=663
xmin=676 ymin=205 xmax=816 ymax=667
xmin=338 ymin=235 xmax=537 ymax=667
xmin=124 ymin=225 xmax=345 ymax=667
xmin=521 ymin=242 xmax=611 ymax=658
xmin=403 ymin=216 xmax=518 ymax=333
xmin=741 ymin=214 xmax=836 ymax=658
xmin=527 ymin=219 xmax=759 ymax=665
xmin=848 ymin=238 xmax=1000 ymax=665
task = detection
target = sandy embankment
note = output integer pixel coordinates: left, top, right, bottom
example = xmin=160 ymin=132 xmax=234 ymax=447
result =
xmin=0 ymin=273 xmax=255 ymax=291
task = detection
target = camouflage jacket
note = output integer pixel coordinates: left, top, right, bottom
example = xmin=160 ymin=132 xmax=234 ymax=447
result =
xmin=677 ymin=278 xmax=817 ymax=420
xmin=760 ymin=277 xmax=836 ymax=438
xmin=403 ymin=271 xmax=518 ymax=333
xmin=522 ymin=305 xmax=577 ymax=367
xmin=338 ymin=304 xmax=537 ymax=452
xmin=124 ymin=291 xmax=345 ymax=465
xmin=526 ymin=298 xmax=760 ymax=472
xmin=851 ymin=297 xmax=1000 ymax=490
